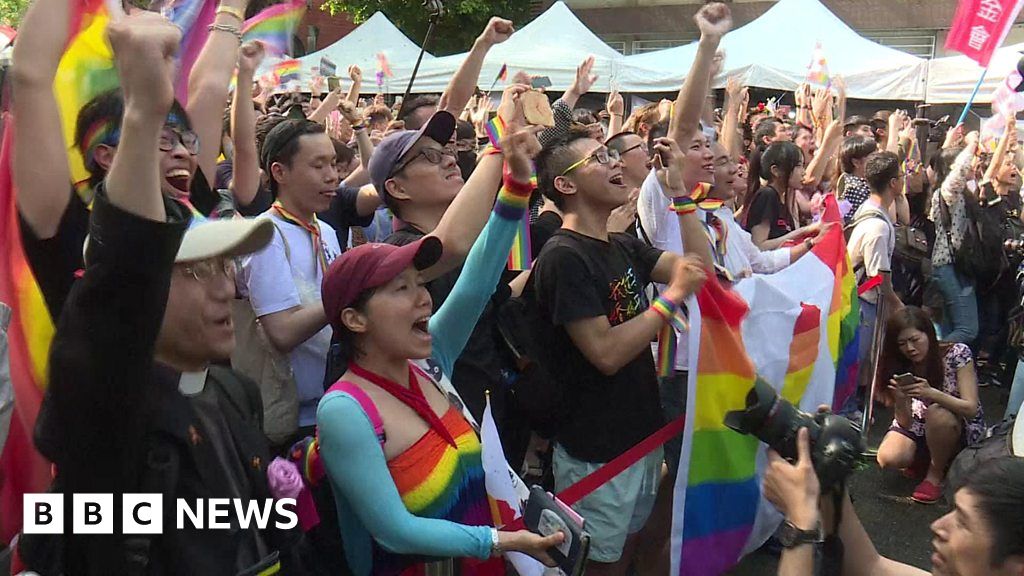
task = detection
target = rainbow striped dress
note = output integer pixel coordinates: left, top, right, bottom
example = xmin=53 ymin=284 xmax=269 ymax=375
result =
xmin=375 ymin=407 xmax=501 ymax=576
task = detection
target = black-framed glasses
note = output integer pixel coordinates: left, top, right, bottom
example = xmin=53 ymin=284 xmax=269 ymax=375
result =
xmin=179 ymin=257 xmax=237 ymax=283
xmin=160 ymin=127 xmax=200 ymax=155
xmin=392 ymin=144 xmax=457 ymax=176
xmin=560 ymin=147 xmax=620 ymax=176
xmin=619 ymin=142 xmax=647 ymax=156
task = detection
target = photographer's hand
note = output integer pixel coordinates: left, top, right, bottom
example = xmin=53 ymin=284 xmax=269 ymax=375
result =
xmin=765 ymin=428 xmax=820 ymax=576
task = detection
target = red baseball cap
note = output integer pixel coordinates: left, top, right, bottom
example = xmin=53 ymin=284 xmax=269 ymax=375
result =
xmin=322 ymin=236 xmax=443 ymax=332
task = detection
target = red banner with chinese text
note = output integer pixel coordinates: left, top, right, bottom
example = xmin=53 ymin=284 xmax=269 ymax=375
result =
xmin=946 ymin=0 xmax=1024 ymax=66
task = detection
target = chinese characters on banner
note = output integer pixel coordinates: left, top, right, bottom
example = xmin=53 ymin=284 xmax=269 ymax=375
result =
xmin=946 ymin=0 xmax=1024 ymax=66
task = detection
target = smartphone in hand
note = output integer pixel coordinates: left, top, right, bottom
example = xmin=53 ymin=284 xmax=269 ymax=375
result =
xmin=894 ymin=372 xmax=916 ymax=388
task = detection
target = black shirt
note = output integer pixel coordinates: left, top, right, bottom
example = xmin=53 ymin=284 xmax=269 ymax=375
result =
xmin=18 ymin=188 xmax=89 ymax=319
xmin=318 ymin=183 xmax=376 ymax=248
xmin=216 ymin=159 xmax=275 ymax=217
xmin=745 ymin=185 xmax=795 ymax=240
xmin=530 ymin=210 xmax=563 ymax=260
xmin=533 ymin=229 xmax=665 ymax=462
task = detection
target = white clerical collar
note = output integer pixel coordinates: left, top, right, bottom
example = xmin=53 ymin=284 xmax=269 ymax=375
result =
xmin=178 ymin=369 xmax=209 ymax=396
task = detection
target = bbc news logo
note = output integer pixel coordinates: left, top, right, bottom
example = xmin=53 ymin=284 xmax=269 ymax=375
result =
xmin=24 ymin=494 xmax=298 ymax=534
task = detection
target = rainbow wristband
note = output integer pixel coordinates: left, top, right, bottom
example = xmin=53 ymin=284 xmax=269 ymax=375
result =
xmin=480 ymin=145 xmax=502 ymax=158
xmin=484 ymin=116 xmax=507 ymax=151
xmin=671 ymin=196 xmax=697 ymax=215
xmin=496 ymin=169 xmax=535 ymax=220
xmin=651 ymin=296 xmax=689 ymax=332
xmin=690 ymin=182 xmax=712 ymax=203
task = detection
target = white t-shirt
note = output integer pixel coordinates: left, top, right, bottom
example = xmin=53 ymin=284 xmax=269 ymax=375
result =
xmin=637 ymin=171 xmax=792 ymax=371
xmin=846 ymin=200 xmax=894 ymax=305
xmin=238 ymin=210 xmax=342 ymax=427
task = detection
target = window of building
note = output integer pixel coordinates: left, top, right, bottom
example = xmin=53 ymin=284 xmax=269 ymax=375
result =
xmin=606 ymin=40 xmax=627 ymax=54
xmin=631 ymin=39 xmax=691 ymax=54
xmin=863 ymin=30 xmax=937 ymax=58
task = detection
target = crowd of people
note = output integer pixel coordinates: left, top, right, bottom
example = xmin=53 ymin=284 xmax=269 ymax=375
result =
xmin=0 ymin=0 xmax=1022 ymax=574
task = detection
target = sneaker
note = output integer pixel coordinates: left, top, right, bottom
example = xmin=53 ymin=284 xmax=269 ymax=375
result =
xmin=911 ymin=480 xmax=943 ymax=504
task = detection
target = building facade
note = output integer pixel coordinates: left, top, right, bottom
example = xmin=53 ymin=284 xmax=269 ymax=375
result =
xmin=543 ymin=0 xmax=1024 ymax=58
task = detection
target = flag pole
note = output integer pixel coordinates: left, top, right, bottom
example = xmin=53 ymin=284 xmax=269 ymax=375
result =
xmin=957 ymin=67 xmax=989 ymax=126
xmin=399 ymin=0 xmax=444 ymax=119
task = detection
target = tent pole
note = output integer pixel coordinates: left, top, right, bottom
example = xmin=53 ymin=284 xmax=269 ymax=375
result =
xmin=399 ymin=4 xmax=443 ymax=119
xmin=957 ymin=67 xmax=988 ymax=126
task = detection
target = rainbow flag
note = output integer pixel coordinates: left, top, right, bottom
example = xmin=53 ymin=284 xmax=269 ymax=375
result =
xmin=376 ymin=52 xmax=393 ymax=78
xmin=506 ymin=212 xmax=532 ymax=271
xmin=163 ymin=0 xmax=218 ymax=104
xmin=273 ymin=58 xmax=302 ymax=84
xmin=242 ymin=0 xmax=305 ymax=57
xmin=671 ymin=195 xmax=856 ymax=575
xmin=806 ymin=41 xmax=831 ymax=87
xmin=0 ymin=120 xmax=55 ymax=545
xmin=497 ymin=63 xmax=508 ymax=82
xmin=53 ymin=0 xmax=119 ymax=196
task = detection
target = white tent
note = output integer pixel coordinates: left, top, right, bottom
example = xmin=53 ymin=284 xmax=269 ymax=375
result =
xmin=618 ymin=0 xmax=928 ymax=100
xmin=408 ymin=1 xmax=624 ymax=94
xmin=926 ymin=43 xmax=1024 ymax=104
xmin=263 ymin=12 xmax=433 ymax=93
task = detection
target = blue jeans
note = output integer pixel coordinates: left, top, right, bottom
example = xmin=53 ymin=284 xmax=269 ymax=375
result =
xmin=1008 ymin=358 xmax=1024 ymax=419
xmin=931 ymin=264 xmax=979 ymax=344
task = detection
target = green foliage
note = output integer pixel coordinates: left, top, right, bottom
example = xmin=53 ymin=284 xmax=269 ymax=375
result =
xmin=0 ymin=0 xmax=28 ymax=27
xmin=318 ymin=0 xmax=531 ymax=56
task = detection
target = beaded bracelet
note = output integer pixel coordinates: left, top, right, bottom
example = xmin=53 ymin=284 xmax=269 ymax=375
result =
xmin=208 ymin=23 xmax=242 ymax=41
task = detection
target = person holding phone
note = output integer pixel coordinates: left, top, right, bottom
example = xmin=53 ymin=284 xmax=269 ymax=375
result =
xmin=875 ymin=306 xmax=984 ymax=504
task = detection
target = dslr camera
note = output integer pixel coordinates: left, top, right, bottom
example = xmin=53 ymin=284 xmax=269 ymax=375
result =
xmin=724 ymin=378 xmax=865 ymax=491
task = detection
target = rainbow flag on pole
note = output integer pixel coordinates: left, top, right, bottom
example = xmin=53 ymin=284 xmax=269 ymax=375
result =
xmin=806 ymin=41 xmax=831 ymax=87
xmin=273 ymin=58 xmax=302 ymax=84
xmin=671 ymin=195 xmax=857 ymax=575
xmin=242 ymin=0 xmax=305 ymax=57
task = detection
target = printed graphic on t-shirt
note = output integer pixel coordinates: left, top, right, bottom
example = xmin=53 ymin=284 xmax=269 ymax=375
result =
xmin=607 ymin=267 xmax=647 ymax=325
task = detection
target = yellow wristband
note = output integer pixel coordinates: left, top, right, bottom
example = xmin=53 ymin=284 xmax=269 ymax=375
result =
xmin=216 ymin=5 xmax=245 ymax=21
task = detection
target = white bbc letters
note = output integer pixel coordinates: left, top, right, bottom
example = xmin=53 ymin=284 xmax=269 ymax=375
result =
xmin=123 ymin=494 xmax=163 ymax=534
xmin=73 ymin=494 xmax=114 ymax=534
xmin=23 ymin=494 xmax=63 ymax=534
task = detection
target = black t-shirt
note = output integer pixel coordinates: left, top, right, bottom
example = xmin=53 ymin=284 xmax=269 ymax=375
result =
xmin=18 ymin=189 xmax=89 ymax=319
xmin=318 ymin=183 xmax=376 ymax=248
xmin=384 ymin=225 xmax=509 ymax=425
xmin=533 ymin=229 xmax=665 ymax=462
xmin=216 ymin=159 xmax=275 ymax=217
xmin=745 ymin=186 xmax=795 ymax=240
xmin=530 ymin=210 xmax=563 ymax=260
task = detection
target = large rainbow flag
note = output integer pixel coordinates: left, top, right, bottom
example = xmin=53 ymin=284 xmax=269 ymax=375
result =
xmin=242 ymin=0 xmax=305 ymax=57
xmin=670 ymin=195 xmax=858 ymax=575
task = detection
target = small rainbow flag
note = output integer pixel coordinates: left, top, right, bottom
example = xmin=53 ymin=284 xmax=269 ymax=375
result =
xmin=163 ymin=0 xmax=218 ymax=104
xmin=376 ymin=52 xmax=393 ymax=78
xmin=273 ymin=58 xmax=302 ymax=84
xmin=506 ymin=211 xmax=532 ymax=271
xmin=497 ymin=63 xmax=508 ymax=82
xmin=242 ymin=0 xmax=305 ymax=57
xmin=806 ymin=41 xmax=831 ymax=87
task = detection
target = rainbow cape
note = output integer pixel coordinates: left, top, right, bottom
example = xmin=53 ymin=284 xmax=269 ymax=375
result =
xmin=670 ymin=195 xmax=858 ymax=575
xmin=242 ymin=0 xmax=305 ymax=57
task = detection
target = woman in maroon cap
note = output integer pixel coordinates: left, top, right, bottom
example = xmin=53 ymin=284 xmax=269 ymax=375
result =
xmin=316 ymin=120 xmax=562 ymax=575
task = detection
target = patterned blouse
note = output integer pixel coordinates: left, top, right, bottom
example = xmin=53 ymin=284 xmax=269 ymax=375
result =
xmin=928 ymin=144 xmax=976 ymax=268
xmin=839 ymin=173 xmax=872 ymax=224
xmin=894 ymin=343 xmax=985 ymax=446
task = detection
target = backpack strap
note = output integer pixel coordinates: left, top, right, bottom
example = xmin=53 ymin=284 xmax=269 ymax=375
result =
xmin=323 ymin=381 xmax=385 ymax=446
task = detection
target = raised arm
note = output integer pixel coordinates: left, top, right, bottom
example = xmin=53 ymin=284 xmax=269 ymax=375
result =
xmin=338 ymin=99 xmax=374 ymax=171
xmin=606 ymin=90 xmax=624 ymax=136
xmin=668 ymin=3 xmax=731 ymax=146
xmin=721 ymin=78 xmax=747 ymax=161
xmin=538 ymin=56 xmax=597 ymax=147
xmin=423 ymin=84 xmax=529 ymax=280
xmin=186 ymin=0 xmax=249 ymax=182
xmin=11 ymin=0 xmax=73 ymax=237
xmin=804 ymin=119 xmax=842 ymax=187
xmin=308 ymin=87 xmax=343 ymax=125
xmin=983 ymin=114 xmax=1016 ymax=188
xmin=437 ymin=17 xmax=514 ymax=116
xmin=428 ymin=124 xmax=542 ymax=375
xmin=346 ymin=64 xmax=363 ymax=106
xmin=229 ymin=42 xmax=264 ymax=207
xmin=937 ymin=133 xmax=978 ymax=210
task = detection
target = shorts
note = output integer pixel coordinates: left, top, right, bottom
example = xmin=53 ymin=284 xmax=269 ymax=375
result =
xmin=659 ymin=370 xmax=688 ymax=477
xmin=552 ymin=443 xmax=662 ymax=563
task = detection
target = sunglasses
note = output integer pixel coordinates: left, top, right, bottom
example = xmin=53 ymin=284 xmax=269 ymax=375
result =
xmin=159 ymin=127 xmax=200 ymax=155
xmin=391 ymin=144 xmax=457 ymax=176
xmin=560 ymin=147 xmax=621 ymax=176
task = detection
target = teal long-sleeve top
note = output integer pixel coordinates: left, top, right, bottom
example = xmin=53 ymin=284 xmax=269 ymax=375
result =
xmin=316 ymin=187 xmax=530 ymax=575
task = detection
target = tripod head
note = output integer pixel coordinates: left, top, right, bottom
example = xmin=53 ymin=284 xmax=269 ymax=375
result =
xmin=423 ymin=0 xmax=444 ymax=19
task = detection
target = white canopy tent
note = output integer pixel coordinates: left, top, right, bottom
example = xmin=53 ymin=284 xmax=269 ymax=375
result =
xmin=262 ymin=12 xmax=433 ymax=93
xmin=926 ymin=43 xmax=1024 ymax=104
xmin=407 ymin=1 xmax=624 ymax=94
xmin=618 ymin=0 xmax=928 ymax=100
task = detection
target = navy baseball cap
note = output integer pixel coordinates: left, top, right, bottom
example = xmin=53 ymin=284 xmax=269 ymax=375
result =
xmin=369 ymin=110 xmax=456 ymax=203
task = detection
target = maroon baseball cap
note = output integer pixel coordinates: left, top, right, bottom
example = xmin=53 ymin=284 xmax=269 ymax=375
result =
xmin=322 ymin=236 xmax=443 ymax=331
